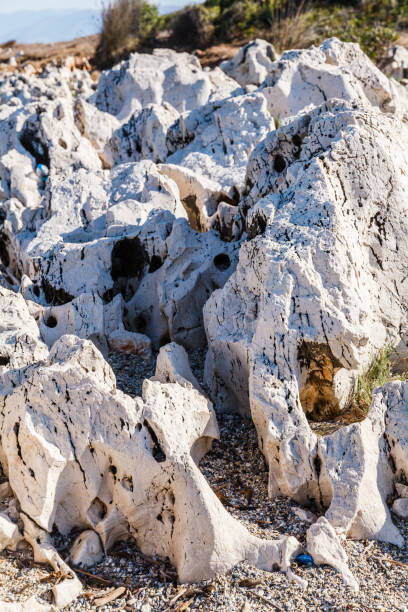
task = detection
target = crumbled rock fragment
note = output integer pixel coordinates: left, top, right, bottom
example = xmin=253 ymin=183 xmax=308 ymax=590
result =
xmin=307 ymin=517 xmax=359 ymax=592
xmin=69 ymin=530 xmax=104 ymax=568
xmin=221 ymin=39 xmax=279 ymax=87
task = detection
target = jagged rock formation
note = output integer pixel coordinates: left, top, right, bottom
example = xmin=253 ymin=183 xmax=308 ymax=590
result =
xmin=260 ymin=37 xmax=408 ymax=120
xmin=0 ymin=319 xmax=304 ymax=593
xmin=204 ymin=99 xmax=408 ymax=545
xmin=1 ymin=36 xmax=408 ymax=605
xmin=220 ymin=38 xmax=279 ymax=87
xmin=94 ymin=48 xmax=241 ymax=120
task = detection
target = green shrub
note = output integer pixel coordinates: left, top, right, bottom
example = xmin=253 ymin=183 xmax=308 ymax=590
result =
xmin=352 ymin=345 xmax=407 ymax=415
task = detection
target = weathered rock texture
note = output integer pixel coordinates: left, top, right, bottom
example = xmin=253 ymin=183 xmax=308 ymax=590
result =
xmin=221 ymin=38 xmax=279 ymax=87
xmin=204 ymin=99 xmax=408 ymax=547
xmin=0 ymin=329 xmax=304 ymax=590
xmin=2 ymin=36 xmax=408 ymax=603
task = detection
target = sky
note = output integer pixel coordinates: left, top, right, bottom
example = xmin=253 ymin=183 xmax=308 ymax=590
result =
xmin=0 ymin=0 xmax=100 ymax=12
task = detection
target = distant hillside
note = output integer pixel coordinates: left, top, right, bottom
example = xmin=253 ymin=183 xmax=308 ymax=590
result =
xmin=0 ymin=10 xmax=101 ymax=44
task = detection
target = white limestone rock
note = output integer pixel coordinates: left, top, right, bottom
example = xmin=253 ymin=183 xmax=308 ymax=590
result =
xmin=154 ymin=342 xmax=219 ymax=462
xmin=221 ymin=39 xmax=279 ymax=87
xmin=6 ymin=162 xmax=186 ymax=301
xmin=69 ymin=530 xmax=104 ymax=568
xmin=260 ymin=37 xmax=408 ymax=121
xmin=0 ymin=512 xmax=23 ymax=552
xmin=383 ymin=44 xmax=408 ymax=81
xmin=107 ymin=102 xmax=179 ymax=167
xmin=317 ymin=398 xmax=402 ymax=546
xmin=94 ymin=48 xmax=241 ymax=121
xmin=39 ymin=293 xmax=106 ymax=351
xmin=73 ymin=97 xmax=120 ymax=168
xmin=165 ymin=92 xmax=275 ymax=197
xmin=204 ymin=100 xmax=408 ymax=543
xmin=0 ymin=287 xmax=48 ymax=377
xmin=0 ymin=334 xmax=304 ymax=585
xmin=108 ymin=92 xmax=274 ymax=219
xmin=392 ymin=498 xmax=408 ymax=519
xmin=155 ymin=341 xmax=202 ymax=391
xmin=125 ymin=218 xmax=240 ymax=349
xmin=306 ymin=517 xmax=359 ymax=592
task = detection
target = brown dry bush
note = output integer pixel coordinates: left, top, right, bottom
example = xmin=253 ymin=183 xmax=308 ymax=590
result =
xmin=96 ymin=0 xmax=160 ymax=68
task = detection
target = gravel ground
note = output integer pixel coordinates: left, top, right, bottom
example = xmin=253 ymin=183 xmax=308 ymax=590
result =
xmin=0 ymin=348 xmax=407 ymax=611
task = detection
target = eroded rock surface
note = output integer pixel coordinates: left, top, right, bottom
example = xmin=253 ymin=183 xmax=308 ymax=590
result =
xmin=1 ymin=37 xmax=408 ymax=606
xmin=205 ymin=100 xmax=408 ymax=546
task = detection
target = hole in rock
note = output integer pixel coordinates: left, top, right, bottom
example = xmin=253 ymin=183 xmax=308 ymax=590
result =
xmin=292 ymin=133 xmax=302 ymax=147
xmin=20 ymin=120 xmax=50 ymax=167
xmin=87 ymin=497 xmax=107 ymax=525
xmin=133 ymin=314 xmax=147 ymax=334
xmin=213 ymin=253 xmax=231 ymax=271
xmin=298 ymin=341 xmax=343 ymax=425
xmin=111 ymin=237 xmax=148 ymax=285
xmin=42 ymin=280 xmax=73 ymax=306
xmin=148 ymin=255 xmax=163 ymax=273
xmin=0 ymin=233 xmax=10 ymax=267
xmin=182 ymin=194 xmax=202 ymax=232
xmin=159 ymin=332 xmax=171 ymax=348
xmin=0 ymin=355 xmax=10 ymax=366
xmin=121 ymin=475 xmax=133 ymax=492
xmin=273 ymin=154 xmax=286 ymax=173
xmin=298 ymin=341 xmax=370 ymax=436
xmin=143 ymin=420 xmax=166 ymax=463
xmin=58 ymin=138 xmax=68 ymax=149
xmin=45 ymin=315 xmax=58 ymax=328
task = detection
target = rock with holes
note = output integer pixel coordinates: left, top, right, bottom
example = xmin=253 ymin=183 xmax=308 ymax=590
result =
xmin=107 ymin=102 xmax=179 ymax=167
xmin=0 ymin=63 xmax=94 ymax=108
xmin=221 ymin=39 xmax=279 ymax=87
xmin=0 ymin=97 xmax=102 ymax=211
xmin=3 ymin=161 xmax=186 ymax=302
xmin=38 ymin=293 xmax=106 ymax=351
xmin=0 ymin=106 xmax=43 ymax=208
xmin=260 ymin=37 xmax=408 ymax=121
xmin=0 ymin=333 xmax=305 ymax=585
xmin=107 ymin=92 xmax=274 ymax=229
xmin=125 ymin=218 xmax=240 ymax=349
xmin=204 ymin=100 xmax=408 ymax=543
xmin=0 ymin=288 xmax=48 ymax=386
xmin=94 ymin=48 xmax=241 ymax=121
xmin=164 ymin=92 xmax=275 ymax=203
xmin=69 ymin=530 xmax=104 ymax=568
xmin=306 ymin=517 xmax=359 ymax=591
xmin=383 ymin=45 xmax=408 ymax=81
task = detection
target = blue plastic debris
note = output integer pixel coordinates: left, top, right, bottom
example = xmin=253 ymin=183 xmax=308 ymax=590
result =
xmin=295 ymin=553 xmax=314 ymax=567
xmin=36 ymin=164 xmax=49 ymax=186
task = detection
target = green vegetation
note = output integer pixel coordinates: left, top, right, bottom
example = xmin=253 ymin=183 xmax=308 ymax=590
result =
xmin=95 ymin=0 xmax=408 ymax=70
xmin=352 ymin=345 xmax=407 ymax=415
